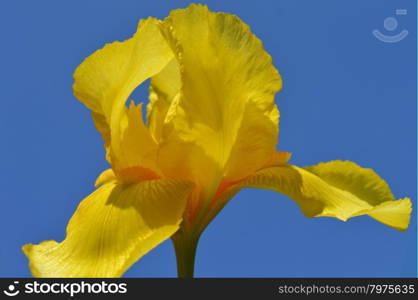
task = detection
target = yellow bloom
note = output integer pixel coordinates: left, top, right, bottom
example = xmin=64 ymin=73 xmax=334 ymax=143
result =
xmin=23 ymin=4 xmax=412 ymax=278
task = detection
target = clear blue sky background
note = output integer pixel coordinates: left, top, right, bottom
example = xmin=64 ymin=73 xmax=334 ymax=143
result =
xmin=0 ymin=0 xmax=416 ymax=277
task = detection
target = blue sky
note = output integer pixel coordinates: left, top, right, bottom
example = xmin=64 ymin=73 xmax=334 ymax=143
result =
xmin=0 ymin=0 xmax=416 ymax=277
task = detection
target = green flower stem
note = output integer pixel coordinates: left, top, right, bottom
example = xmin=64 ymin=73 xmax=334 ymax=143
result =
xmin=172 ymin=229 xmax=200 ymax=278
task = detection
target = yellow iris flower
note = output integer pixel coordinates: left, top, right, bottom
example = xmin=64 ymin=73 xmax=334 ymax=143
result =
xmin=23 ymin=4 xmax=412 ymax=278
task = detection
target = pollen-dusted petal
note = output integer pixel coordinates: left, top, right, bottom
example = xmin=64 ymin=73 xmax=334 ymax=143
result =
xmin=73 ymin=18 xmax=174 ymax=171
xmin=22 ymin=180 xmax=193 ymax=278
xmin=239 ymin=161 xmax=412 ymax=231
xmin=158 ymin=4 xmax=282 ymax=195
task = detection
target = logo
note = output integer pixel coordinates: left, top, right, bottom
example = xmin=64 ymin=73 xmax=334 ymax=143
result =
xmin=2 ymin=281 xmax=128 ymax=297
xmin=3 ymin=281 xmax=20 ymax=297
xmin=373 ymin=9 xmax=408 ymax=43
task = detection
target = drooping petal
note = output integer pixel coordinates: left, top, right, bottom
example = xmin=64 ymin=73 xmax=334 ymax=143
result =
xmin=236 ymin=161 xmax=412 ymax=231
xmin=73 ymin=18 xmax=174 ymax=171
xmin=22 ymin=179 xmax=193 ymax=277
xmin=157 ymin=4 xmax=282 ymax=200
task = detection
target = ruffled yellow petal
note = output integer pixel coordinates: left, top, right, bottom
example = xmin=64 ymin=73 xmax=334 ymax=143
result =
xmin=238 ymin=161 xmax=411 ymax=231
xmin=73 ymin=17 xmax=174 ymax=171
xmin=113 ymin=101 xmax=160 ymax=172
xmin=22 ymin=179 xmax=193 ymax=277
xmin=147 ymin=59 xmax=181 ymax=142
xmin=157 ymin=4 xmax=282 ymax=198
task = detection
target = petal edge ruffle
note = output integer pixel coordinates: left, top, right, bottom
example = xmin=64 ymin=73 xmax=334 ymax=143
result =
xmin=238 ymin=161 xmax=412 ymax=231
xmin=23 ymin=179 xmax=193 ymax=277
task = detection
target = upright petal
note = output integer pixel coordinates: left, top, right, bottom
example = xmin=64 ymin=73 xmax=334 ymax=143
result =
xmin=113 ymin=102 xmax=160 ymax=173
xmin=23 ymin=179 xmax=193 ymax=277
xmin=236 ymin=161 xmax=412 ymax=231
xmin=73 ymin=18 xmax=174 ymax=171
xmin=157 ymin=4 xmax=282 ymax=201
xmin=147 ymin=59 xmax=181 ymax=142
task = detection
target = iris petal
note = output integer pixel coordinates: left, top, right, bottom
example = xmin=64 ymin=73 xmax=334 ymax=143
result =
xmin=147 ymin=59 xmax=181 ymax=142
xmin=73 ymin=18 xmax=174 ymax=172
xmin=23 ymin=179 xmax=193 ymax=277
xmin=157 ymin=4 xmax=282 ymax=202
xmin=239 ymin=161 xmax=411 ymax=231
